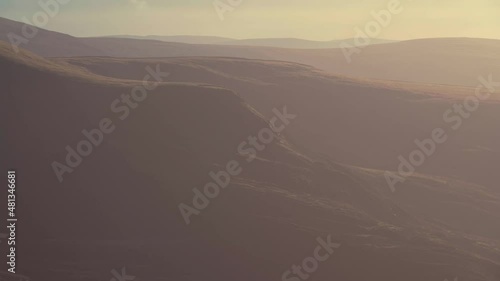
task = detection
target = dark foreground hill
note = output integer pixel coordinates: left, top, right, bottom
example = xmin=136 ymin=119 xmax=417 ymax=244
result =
xmin=58 ymin=56 xmax=500 ymax=194
xmin=2 ymin=42 xmax=500 ymax=281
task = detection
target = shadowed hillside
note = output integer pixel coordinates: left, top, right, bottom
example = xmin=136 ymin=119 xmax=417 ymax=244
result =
xmin=58 ymin=56 xmax=500 ymax=194
xmin=2 ymin=42 xmax=500 ymax=281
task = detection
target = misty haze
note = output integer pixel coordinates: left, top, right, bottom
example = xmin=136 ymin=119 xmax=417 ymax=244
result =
xmin=1 ymin=1 xmax=500 ymax=281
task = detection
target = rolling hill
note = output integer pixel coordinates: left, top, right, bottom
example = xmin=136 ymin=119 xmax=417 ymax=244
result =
xmin=1 ymin=17 xmax=499 ymax=87
xmin=0 ymin=17 xmax=107 ymax=57
xmin=2 ymin=41 xmax=500 ymax=281
xmin=57 ymin=56 xmax=500 ymax=193
xmin=107 ymin=35 xmax=396 ymax=49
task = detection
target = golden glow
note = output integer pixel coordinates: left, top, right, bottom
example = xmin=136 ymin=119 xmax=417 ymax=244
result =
xmin=1 ymin=0 xmax=499 ymax=40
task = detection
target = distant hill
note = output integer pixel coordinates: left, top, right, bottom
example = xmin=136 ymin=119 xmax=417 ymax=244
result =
xmin=107 ymin=35 xmax=396 ymax=48
xmin=0 ymin=17 xmax=107 ymax=57
xmin=107 ymin=34 xmax=234 ymax=45
xmin=1 ymin=17 xmax=500 ymax=87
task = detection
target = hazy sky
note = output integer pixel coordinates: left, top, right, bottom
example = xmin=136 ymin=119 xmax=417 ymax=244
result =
xmin=0 ymin=0 xmax=499 ymax=40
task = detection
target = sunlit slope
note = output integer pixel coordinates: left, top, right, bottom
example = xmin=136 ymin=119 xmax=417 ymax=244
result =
xmin=2 ymin=17 xmax=500 ymax=86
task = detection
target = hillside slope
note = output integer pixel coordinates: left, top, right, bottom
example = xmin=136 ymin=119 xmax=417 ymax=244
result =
xmin=2 ymin=43 xmax=500 ymax=281
xmin=0 ymin=17 xmax=107 ymax=57
xmin=59 ymin=56 xmax=500 ymax=193
xmin=107 ymin=35 xmax=396 ymax=49
xmin=1 ymin=17 xmax=499 ymax=87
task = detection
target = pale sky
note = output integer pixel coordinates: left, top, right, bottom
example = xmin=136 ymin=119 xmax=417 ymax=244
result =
xmin=0 ymin=0 xmax=499 ymax=40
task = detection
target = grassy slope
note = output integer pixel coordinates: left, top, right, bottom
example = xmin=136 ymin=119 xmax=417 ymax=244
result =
xmin=2 ymin=17 xmax=500 ymax=87
xmin=58 ymin=56 xmax=500 ymax=190
xmin=2 ymin=42 xmax=500 ymax=281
